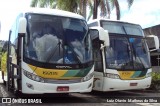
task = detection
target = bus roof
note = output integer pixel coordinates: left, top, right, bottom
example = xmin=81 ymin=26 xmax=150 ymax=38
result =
xmin=20 ymin=8 xmax=85 ymax=20
xmin=87 ymin=18 xmax=140 ymax=26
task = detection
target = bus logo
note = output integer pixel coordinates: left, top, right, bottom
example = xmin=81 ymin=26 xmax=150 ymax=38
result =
xmin=2 ymin=98 xmax=11 ymax=103
xmin=56 ymin=66 xmax=72 ymax=69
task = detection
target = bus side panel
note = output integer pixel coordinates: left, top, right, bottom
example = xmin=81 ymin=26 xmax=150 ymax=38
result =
xmin=93 ymin=72 xmax=104 ymax=91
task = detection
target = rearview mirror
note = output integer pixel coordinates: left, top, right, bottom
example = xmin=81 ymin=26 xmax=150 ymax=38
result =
xmin=18 ymin=17 xmax=27 ymax=34
xmin=89 ymin=27 xmax=109 ymax=47
xmin=146 ymin=35 xmax=159 ymax=52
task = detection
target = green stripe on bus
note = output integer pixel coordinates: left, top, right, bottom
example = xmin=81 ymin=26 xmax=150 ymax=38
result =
xmin=131 ymin=71 xmax=141 ymax=78
xmin=74 ymin=66 xmax=92 ymax=77
xmin=62 ymin=70 xmax=80 ymax=77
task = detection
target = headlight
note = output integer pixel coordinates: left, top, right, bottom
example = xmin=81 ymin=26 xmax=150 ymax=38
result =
xmin=105 ymin=73 xmax=120 ymax=79
xmin=23 ymin=70 xmax=45 ymax=83
xmin=146 ymin=72 xmax=152 ymax=78
xmin=81 ymin=73 xmax=94 ymax=82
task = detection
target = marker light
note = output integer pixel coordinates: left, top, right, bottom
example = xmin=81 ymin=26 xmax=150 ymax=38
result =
xmin=105 ymin=73 xmax=120 ymax=79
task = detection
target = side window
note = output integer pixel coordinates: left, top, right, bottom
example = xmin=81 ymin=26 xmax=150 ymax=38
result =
xmin=88 ymin=22 xmax=98 ymax=27
xmin=10 ymin=20 xmax=18 ymax=45
xmin=10 ymin=22 xmax=18 ymax=57
xmin=92 ymin=37 xmax=103 ymax=72
xmin=9 ymin=14 xmax=23 ymax=58
xmin=10 ymin=13 xmax=23 ymax=49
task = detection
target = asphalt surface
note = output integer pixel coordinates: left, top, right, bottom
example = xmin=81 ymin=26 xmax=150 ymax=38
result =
xmin=0 ymin=72 xmax=159 ymax=106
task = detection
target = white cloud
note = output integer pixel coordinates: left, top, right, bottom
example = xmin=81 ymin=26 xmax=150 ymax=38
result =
xmin=1 ymin=0 xmax=160 ymax=40
xmin=117 ymin=0 xmax=160 ymax=28
xmin=0 ymin=0 xmax=31 ymax=40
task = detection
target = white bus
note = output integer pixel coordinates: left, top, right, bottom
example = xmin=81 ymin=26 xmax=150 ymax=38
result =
xmin=88 ymin=19 xmax=159 ymax=91
xmin=1 ymin=8 xmax=98 ymax=95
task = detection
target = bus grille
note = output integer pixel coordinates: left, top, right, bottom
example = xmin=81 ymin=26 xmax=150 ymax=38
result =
xmin=44 ymin=78 xmax=82 ymax=84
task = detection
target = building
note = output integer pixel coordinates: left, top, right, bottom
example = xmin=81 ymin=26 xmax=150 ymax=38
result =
xmin=143 ymin=25 xmax=160 ymax=71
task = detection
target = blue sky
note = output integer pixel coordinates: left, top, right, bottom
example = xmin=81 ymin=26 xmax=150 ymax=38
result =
xmin=0 ymin=0 xmax=160 ymax=40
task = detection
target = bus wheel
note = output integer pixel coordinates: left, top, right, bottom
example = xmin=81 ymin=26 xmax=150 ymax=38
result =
xmin=3 ymin=80 xmax=6 ymax=86
xmin=13 ymin=80 xmax=22 ymax=97
xmin=154 ymin=83 xmax=160 ymax=92
xmin=6 ymin=81 xmax=10 ymax=91
xmin=14 ymin=90 xmax=22 ymax=97
xmin=1 ymin=71 xmax=6 ymax=86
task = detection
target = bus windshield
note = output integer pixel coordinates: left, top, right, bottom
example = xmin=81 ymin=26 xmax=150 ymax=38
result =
xmin=106 ymin=36 xmax=151 ymax=70
xmin=24 ymin=14 xmax=92 ymax=66
xmin=101 ymin=21 xmax=143 ymax=36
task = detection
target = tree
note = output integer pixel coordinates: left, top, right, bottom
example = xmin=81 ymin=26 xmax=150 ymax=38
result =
xmin=92 ymin=0 xmax=134 ymax=20
xmin=30 ymin=0 xmax=88 ymax=19
xmin=30 ymin=0 xmax=79 ymax=13
xmin=57 ymin=0 xmax=79 ymax=13
xmin=30 ymin=0 xmax=57 ymax=8
xmin=30 ymin=0 xmax=134 ymax=20
xmin=79 ymin=0 xmax=87 ymax=19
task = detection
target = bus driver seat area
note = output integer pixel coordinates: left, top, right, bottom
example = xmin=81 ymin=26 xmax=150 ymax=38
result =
xmin=30 ymin=23 xmax=62 ymax=62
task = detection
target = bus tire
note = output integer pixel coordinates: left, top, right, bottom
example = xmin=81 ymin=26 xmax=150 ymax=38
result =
xmin=154 ymin=83 xmax=160 ymax=92
xmin=13 ymin=80 xmax=23 ymax=97
xmin=6 ymin=81 xmax=10 ymax=91
xmin=3 ymin=80 xmax=6 ymax=86
xmin=1 ymin=71 xmax=6 ymax=86
xmin=14 ymin=90 xmax=22 ymax=97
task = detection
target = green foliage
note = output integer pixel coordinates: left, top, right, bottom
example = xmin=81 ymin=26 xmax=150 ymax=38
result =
xmin=1 ymin=52 xmax=7 ymax=75
xmin=30 ymin=0 xmax=57 ymax=8
xmin=30 ymin=0 xmax=134 ymax=20
xmin=30 ymin=0 xmax=38 ymax=7
xmin=152 ymin=72 xmax=160 ymax=81
xmin=57 ymin=0 xmax=79 ymax=12
xmin=0 ymin=47 xmax=2 ymax=69
xmin=150 ymin=72 xmax=160 ymax=92
xmin=0 ymin=47 xmax=2 ymax=51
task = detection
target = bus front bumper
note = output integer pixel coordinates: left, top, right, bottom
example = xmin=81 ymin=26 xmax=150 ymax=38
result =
xmin=22 ymin=75 xmax=93 ymax=94
xmin=102 ymin=77 xmax=152 ymax=91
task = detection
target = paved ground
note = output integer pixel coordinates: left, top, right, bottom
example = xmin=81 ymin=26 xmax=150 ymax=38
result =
xmin=0 ymin=72 xmax=159 ymax=106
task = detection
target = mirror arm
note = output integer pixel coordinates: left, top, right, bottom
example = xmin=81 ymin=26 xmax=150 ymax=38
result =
xmin=100 ymin=44 xmax=106 ymax=50
xmin=149 ymin=49 xmax=159 ymax=52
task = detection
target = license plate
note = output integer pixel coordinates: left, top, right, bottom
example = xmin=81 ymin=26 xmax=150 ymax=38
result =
xmin=130 ymin=83 xmax=138 ymax=86
xmin=57 ymin=86 xmax=69 ymax=91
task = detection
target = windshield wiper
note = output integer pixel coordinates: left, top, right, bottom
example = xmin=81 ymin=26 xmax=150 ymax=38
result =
xmin=132 ymin=44 xmax=145 ymax=70
xmin=64 ymin=43 xmax=82 ymax=64
xmin=122 ymin=40 xmax=133 ymax=69
xmin=45 ymin=39 xmax=61 ymax=63
xmin=122 ymin=26 xmax=145 ymax=70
